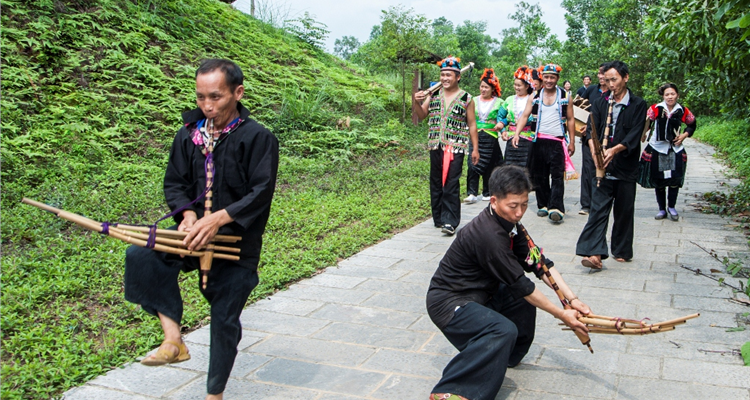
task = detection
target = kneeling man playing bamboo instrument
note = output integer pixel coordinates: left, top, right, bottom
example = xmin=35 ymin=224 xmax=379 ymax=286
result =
xmin=426 ymin=165 xmax=591 ymax=400
xmin=124 ymin=59 xmax=279 ymax=400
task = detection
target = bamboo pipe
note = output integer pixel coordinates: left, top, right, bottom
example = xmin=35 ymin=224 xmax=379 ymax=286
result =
xmin=115 ymin=224 xmax=241 ymax=243
xmin=21 ymin=198 xmax=240 ymax=261
xmin=109 ymin=226 xmax=240 ymax=254
xmin=564 ymin=326 xmax=675 ymax=335
xmin=518 ymin=223 xmax=593 ymax=354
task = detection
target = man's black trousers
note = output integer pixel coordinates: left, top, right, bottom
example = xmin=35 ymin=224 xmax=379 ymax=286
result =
xmin=528 ymin=138 xmax=566 ymax=213
xmin=576 ymin=178 xmax=637 ymax=260
xmin=579 ymin=140 xmax=595 ymax=210
xmin=432 ymin=287 xmax=536 ymax=400
xmin=430 ymin=149 xmax=464 ymax=228
xmin=124 ymin=245 xmax=258 ymax=395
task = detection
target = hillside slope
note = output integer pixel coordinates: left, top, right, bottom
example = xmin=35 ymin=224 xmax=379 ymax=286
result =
xmin=1 ymin=1 xmax=430 ymax=398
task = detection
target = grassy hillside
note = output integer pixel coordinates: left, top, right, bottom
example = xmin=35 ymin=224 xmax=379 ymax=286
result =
xmin=0 ymin=1 xmax=432 ymax=398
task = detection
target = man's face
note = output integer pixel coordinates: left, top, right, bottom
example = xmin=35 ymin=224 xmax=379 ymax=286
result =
xmin=542 ymin=74 xmax=559 ymax=90
xmin=603 ymin=68 xmax=628 ymax=98
xmin=440 ymin=70 xmax=460 ymax=89
xmin=490 ymin=192 xmax=529 ymax=224
xmin=597 ymin=70 xmax=606 ymax=85
xmin=583 ymin=76 xmax=591 ymax=86
xmin=196 ymin=70 xmax=244 ymax=127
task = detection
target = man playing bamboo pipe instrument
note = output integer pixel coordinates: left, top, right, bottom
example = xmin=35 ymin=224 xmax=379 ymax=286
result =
xmin=576 ymin=60 xmax=647 ymax=269
xmin=124 ymin=59 xmax=279 ymax=400
xmin=426 ymin=165 xmax=591 ymax=400
xmin=413 ymin=56 xmax=480 ymax=236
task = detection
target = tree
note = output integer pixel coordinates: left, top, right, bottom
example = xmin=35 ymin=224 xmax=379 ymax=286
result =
xmin=334 ymin=36 xmax=360 ymax=60
xmin=645 ymin=0 xmax=750 ymax=116
xmin=285 ymin=12 xmax=329 ymax=49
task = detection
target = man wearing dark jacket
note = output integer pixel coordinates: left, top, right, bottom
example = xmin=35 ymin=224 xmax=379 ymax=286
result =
xmin=427 ymin=165 xmax=590 ymax=400
xmin=576 ymin=60 xmax=648 ymax=269
xmin=124 ymin=59 xmax=279 ymax=400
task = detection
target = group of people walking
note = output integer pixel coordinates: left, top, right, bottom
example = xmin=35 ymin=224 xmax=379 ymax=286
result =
xmin=414 ymin=57 xmax=698 ymax=400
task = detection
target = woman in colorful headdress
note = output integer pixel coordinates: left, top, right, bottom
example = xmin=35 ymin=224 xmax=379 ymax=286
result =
xmin=501 ymin=66 xmax=536 ymax=167
xmin=413 ymin=56 xmax=479 ymax=235
xmin=637 ymin=83 xmax=697 ymax=221
xmin=464 ymin=68 xmax=507 ymax=204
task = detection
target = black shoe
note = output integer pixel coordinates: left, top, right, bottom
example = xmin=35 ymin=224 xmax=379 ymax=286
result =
xmin=434 ymin=222 xmax=443 ymax=228
xmin=441 ymin=224 xmax=455 ymax=236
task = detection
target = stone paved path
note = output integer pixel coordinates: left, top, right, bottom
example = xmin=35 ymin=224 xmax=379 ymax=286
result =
xmin=65 ymin=138 xmax=750 ymax=400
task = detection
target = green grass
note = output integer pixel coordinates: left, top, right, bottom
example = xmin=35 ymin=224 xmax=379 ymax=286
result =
xmin=0 ymin=0 xmax=434 ymax=398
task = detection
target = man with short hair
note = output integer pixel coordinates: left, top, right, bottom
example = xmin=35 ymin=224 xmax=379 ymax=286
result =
xmin=576 ymin=60 xmax=648 ymax=269
xmin=576 ymin=75 xmax=591 ymax=97
xmin=578 ymin=64 xmax=610 ymax=215
xmin=413 ymin=56 xmax=479 ymax=236
xmin=124 ymin=59 xmax=279 ymax=400
xmin=427 ymin=164 xmax=590 ymax=400
xmin=513 ymin=63 xmax=576 ymax=223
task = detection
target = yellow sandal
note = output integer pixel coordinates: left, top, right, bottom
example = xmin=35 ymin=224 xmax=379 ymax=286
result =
xmin=140 ymin=340 xmax=190 ymax=366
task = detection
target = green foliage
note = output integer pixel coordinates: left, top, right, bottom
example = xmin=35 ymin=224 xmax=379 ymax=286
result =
xmin=742 ymin=341 xmax=750 ymax=366
xmin=334 ymin=35 xmax=360 ymax=60
xmin=0 ymin=0 xmax=422 ymax=398
xmin=284 ymin=11 xmax=330 ymax=49
xmin=645 ymin=0 xmax=750 ymax=116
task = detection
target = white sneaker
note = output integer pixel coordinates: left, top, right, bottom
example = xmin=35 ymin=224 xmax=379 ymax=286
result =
xmin=481 ymin=195 xmax=491 ymax=201
xmin=463 ymin=194 xmax=478 ymax=204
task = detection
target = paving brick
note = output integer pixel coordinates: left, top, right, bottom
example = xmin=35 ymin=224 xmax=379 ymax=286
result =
xmin=324 ymin=265 xmax=409 ymax=280
xmin=643 ymin=279 xmax=734 ymax=298
xmin=239 ymin=309 xmax=330 ymax=336
xmin=578 ymin=286 xmax=672 ymax=307
xmin=615 ymin=376 xmax=750 ymax=400
xmin=362 ymin=292 xmax=427 ymax=313
xmin=359 ymin=247 xmax=441 ymax=261
xmin=392 ymin=259 xmax=441 ymax=273
xmin=627 ymin=337 xmax=746 ymax=365
xmin=512 ymin=390 xmax=604 ymax=400
xmin=168 ymin=343 xmax=272 ymax=378
xmin=371 ymin=375 xmax=436 ymax=399
xmin=184 ymin=327 xmax=266 ymax=350
xmin=88 ymin=363 xmax=199 ymax=397
xmin=662 ymin=357 xmax=750 ymax=388
xmin=369 ymin=239 xmax=429 ymax=251
xmin=167 ymin=377 xmax=318 ymax=400
xmin=397 ymin=271 xmax=435 ymax=285
xmin=408 ymin=315 xmax=441 ymax=332
xmin=251 ymin=358 xmax=387 ymax=395
xmin=309 ymin=303 xmax=420 ymax=329
xmin=301 ymin=273 xmax=367 ymax=289
xmin=337 ymin=254 xmax=400 ymax=268
xmin=361 ymin=348 xmax=452 ymax=377
xmin=672 ymin=294 xmax=748 ymax=313
xmin=248 ymin=335 xmax=375 ymax=367
xmin=419 ymin=333 xmax=458 ymax=356
xmin=62 ymin=386 xmax=154 ymax=400
xmin=356 ymin=278 xmax=427 ymax=297
xmin=248 ymin=296 xmax=326 ymax=316
xmin=504 ymin=364 xmax=617 ymax=398
xmin=273 ymin=284 xmax=374 ymax=305
xmin=312 ymin=322 xmax=432 ymax=351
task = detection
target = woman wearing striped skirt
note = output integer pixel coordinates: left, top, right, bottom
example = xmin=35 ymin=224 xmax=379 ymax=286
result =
xmin=501 ymin=66 xmax=536 ymax=167
xmin=464 ymin=68 xmax=507 ymax=203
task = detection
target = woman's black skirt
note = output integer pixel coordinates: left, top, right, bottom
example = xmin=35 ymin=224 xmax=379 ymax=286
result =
xmin=470 ymin=130 xmax=503 ymax=175
xmin=637 ymin=145 xmax=687 ymax=189
xmin=504 ymin=137 xmax=532 ymax=168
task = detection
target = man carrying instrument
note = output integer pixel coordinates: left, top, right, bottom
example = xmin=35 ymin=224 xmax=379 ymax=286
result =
xmin=124 ymin=59 xmax=279 ymax=400
xmin=576 ymin=60 xmax=647 ymax=269
xmin=512 ymin=63 xmax=576 ymax=223
xmin=413 ymin=56 xmax=480 ymax=236
xmin=578 ymin=63 xmax=610 ymax=215
xmin=426 ymin=165 xmax=590 ymax=400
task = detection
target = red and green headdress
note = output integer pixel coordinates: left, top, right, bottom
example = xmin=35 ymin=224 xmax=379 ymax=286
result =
xmin=541 ymin=63 xmax=563 ymax=75
xmin=480 ymin=68 xmax=501 ymax=97
xmin=437 ymin=56 xmax=462 ymax=73
xmin=514 ymin=65 xmax=534 ymax=88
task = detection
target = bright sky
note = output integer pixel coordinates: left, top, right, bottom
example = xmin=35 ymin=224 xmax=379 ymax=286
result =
xmin=233 ymin=0 xmax=569 ymax=54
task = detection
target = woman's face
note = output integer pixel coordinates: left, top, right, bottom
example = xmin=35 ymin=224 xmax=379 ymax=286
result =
xmin=663 ymin=87 xmax=678 ymax=107
xmin=479 ymin=81 xmax=494 ymax=99
xmin=514 ymin=79 xmax=528 ymax=96
xmin=564 ymin=81 xmax=571 ymax=91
